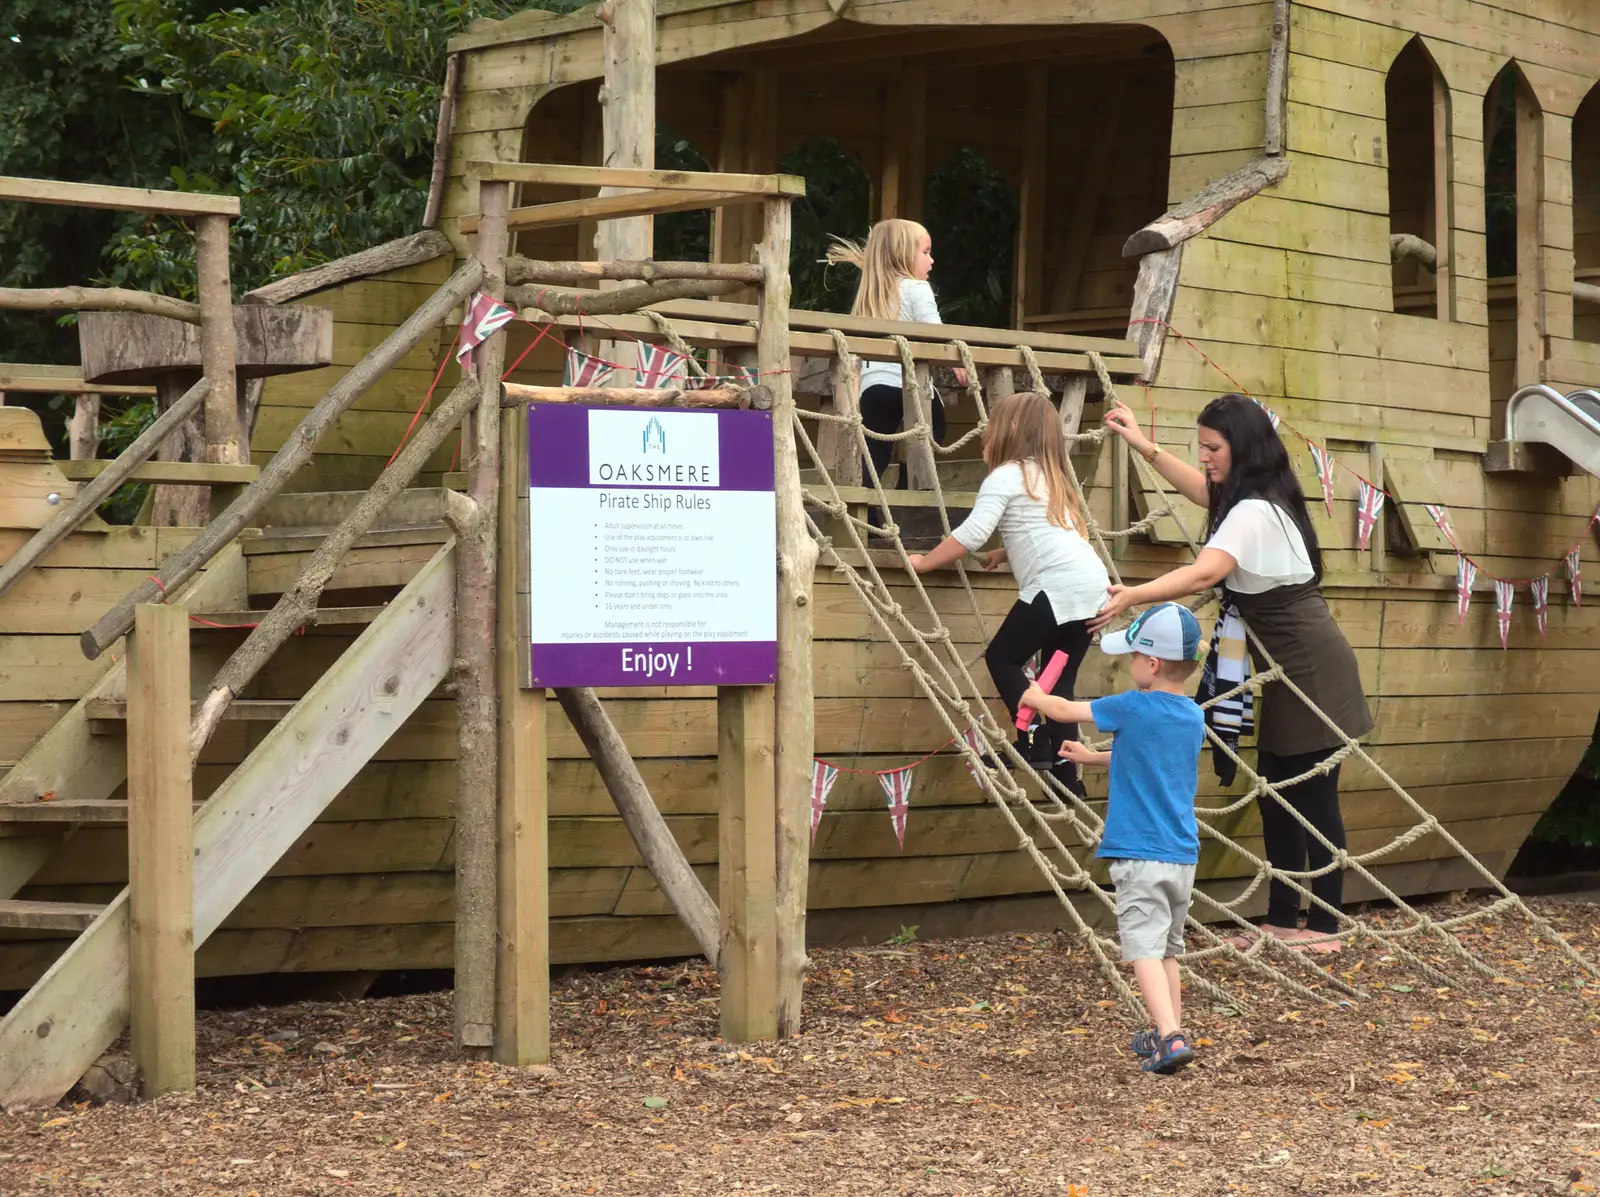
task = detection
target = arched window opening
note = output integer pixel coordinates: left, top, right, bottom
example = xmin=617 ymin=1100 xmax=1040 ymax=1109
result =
xmin=1386 ymin=39 xmax=1449 ymax=318
xmin=778 ymin=137 xmax=871 ymax=314
xmin=1484 ymin=63 xmax=1545 ymax=403
xmin=1573 ymin=87 xmax=1600 ymax=343
xmin=923 ymin=149 xmax=1019 ymax=328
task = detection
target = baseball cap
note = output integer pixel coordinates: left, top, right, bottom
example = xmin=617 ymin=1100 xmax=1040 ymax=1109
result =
xmin=1099 ymin=602 xmax=1203 ymax=661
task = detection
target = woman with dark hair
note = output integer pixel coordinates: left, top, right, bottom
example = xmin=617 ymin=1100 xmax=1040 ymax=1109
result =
xmin=1092 ymin=393 xmax=1373 ymax=952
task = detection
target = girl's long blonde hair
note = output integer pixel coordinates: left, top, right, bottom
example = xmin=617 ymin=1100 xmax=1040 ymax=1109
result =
xmin=982 ymin=391 xmax=1088 ymax=537
xmin=825 ymin=219 xmax=928 ymax=320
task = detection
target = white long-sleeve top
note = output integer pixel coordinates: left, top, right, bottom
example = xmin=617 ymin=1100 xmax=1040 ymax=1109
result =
xmin=950 ymin=461 xmax=1111 ymax=624
xmin=857 ymin=278 xmax=942 ymax=394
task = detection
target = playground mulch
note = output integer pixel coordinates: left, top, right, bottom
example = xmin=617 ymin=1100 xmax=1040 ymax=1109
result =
xmin=3 ymin=896 xmax=1599 ymax=1196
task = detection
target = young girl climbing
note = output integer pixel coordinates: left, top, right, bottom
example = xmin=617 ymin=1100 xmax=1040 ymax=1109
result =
xmin=826 ymin=219 xmax=960 ymax=486
xmin=906 ymin=391 xmax=1111 ymax=789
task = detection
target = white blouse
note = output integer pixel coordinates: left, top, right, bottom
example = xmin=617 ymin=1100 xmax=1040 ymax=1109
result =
xmin=1205 ymin=499 xmax=1316 ymax=594
xmin=857 ymin=278 xmax=942 ymax=394
xmin=951 ymin=461 xmax=1110 ymax=623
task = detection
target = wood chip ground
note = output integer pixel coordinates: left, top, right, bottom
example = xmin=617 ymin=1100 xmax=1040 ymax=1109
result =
xmin=3 ymin=896 xmax=1599 ymax=1195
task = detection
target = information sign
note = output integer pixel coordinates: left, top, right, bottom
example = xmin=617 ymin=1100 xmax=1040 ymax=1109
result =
xmin=527 ymin=403 xmax=777 ymax=687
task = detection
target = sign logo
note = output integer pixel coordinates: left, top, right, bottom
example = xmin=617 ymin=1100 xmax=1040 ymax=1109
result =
xmin=589 ymin=409 xmax=718 ymax=487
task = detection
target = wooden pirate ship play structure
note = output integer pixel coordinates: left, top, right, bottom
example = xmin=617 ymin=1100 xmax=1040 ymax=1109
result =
xmin=0 ymin=0 xmax=1599 ymax=1102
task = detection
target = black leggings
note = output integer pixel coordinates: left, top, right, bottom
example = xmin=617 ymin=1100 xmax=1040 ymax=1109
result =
xmin=860 ymin=383 xmax=946 ymax=485
xmin=986 ymin=593 xmax=1093 ymax=784
xmin=1257 ymin=748 xmax=1347 ymax=934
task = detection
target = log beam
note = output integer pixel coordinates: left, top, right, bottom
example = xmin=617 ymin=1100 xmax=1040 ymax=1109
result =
xmin=0 ymin=287 xmax=200 ymax=323
xmin=500 ymin=383 xmax=768 ymax=409
xmin=1121 ymin=155 xmax=1289 ymax=258
xmin=506 ymin=258 xmax=765 ymax=285
xmin=242 ymin=231 xmax=453 ymax=307
xmin=508 ymin=279 xmax=741 ymax=316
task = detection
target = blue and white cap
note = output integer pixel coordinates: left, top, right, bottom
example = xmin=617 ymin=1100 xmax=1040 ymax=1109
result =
xmin=1099 ymin=601 xmax=1203 ymax=661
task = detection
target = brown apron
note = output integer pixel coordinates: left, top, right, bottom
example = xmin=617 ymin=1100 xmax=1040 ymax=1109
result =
xmin=1229 ymin=580 xmax=1374 ymax=757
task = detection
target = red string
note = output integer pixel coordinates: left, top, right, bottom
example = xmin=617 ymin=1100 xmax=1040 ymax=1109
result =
xmin=387 ymin=328 xmax=460 ymax=468
xmin=147 ymin=575 xmax=167 ymax=596
xmin=1127 ymin=317 xmax=1597 ymax=590
xmin=816 ymin=735 xmax=961 ymax=776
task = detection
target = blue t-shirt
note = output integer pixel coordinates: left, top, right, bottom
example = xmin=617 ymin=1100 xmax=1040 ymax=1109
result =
xmin=1090 ymin=689 xmax=1204 ymax=865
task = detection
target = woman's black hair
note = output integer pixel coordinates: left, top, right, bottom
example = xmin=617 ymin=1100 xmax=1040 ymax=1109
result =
xmin=1198 ymin=393 xmax=1324 ymax=580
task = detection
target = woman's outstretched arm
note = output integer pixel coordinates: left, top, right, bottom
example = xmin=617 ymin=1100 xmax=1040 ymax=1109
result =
xmin=1103 ymin=401 xmax=1209 ymax=508
xmin=1088 ymin=548 xmax=1236 ymax=630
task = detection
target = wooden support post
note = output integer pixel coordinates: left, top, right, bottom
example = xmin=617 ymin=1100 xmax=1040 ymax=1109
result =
xmin=1014 ymin=68 xmax=1048 ymax=327
xmin=760 ymin=196 xmax=816 ymax=1037
xmin=1515 ymin=83 xmax=1545 ymax=388
xmin=1368 ymin=442 xmax=1386 ymax=574
xmin=194 ymin=214 xmax=243 ymax=469
xmin=454 ymin=179 xmax=509 ymax=1053
xmin=1431 ymin=71 xmax=1454 ymax=321
xmin=495 ymin=404 xmax=549 ymax=1064
xmin=1111 ymin=433 xmax=1129 ymax=559
xmin=718 ymin=685 xmax=777 ymax=1042
xmin=983 ymin=365 xmax=1014 ymax=404
xmin=152 ymin=373 xmax=210 ymax=529
xmin=1058 ymin=374 xmax=1088 ymax=438
xmin=596 ymin=0 xmax=657 ymax=386
xmin=1126 ymin=246 xmax=1184 ymax=383
xmin=713 ymin=75 xmax=749 ymax=266
xmin=128 ymin=602 xmax=194 ymax=1097
xmin=817 ymin=353 xmax=863 ymax=486
xmin=1050 ymin=78 xmax=1125 ymax=314
xmin=881 ymin=71 xmax=927 ymax=223
xmin=68 ymin=395 xmax=100 ymax=461
xmin=902 ymin=362 xmax=938 ymax=490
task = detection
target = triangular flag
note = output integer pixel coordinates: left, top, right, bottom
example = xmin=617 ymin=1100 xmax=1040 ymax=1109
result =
xmin=960 ymin=727 xmax=985 ymax=779
xmin=877 ymin=766 xmax=915 ymax=850
xmin=637 ymin=343 xmax=687 ymax=389
xmin=1532 ymin=575 xmax=1550 ymax=637
xmin=1252 ymin=397 xmax=1281 ymax=430
xmin=810 ymin=760 xmax=841 ymax=844
xmin=456 ymin=292 xmax=517 ymax=373
xmin=1456 ymin=555 xmax=1477 ymax=626
xmin=1356 ymin=480 xmax=1386 ymax=551
xmin=1423 ymin=503 xmax=1455 ymax=545
xmin=1308 ymin=443 xmax=1335 ymax=519
xmin=564 ymin=346 xmax=615 ymax=388
xmin=1494 ymin=579 xmax=1514 ymax=650
xmin=1567 ymin=546 xmax=1583 ymax=607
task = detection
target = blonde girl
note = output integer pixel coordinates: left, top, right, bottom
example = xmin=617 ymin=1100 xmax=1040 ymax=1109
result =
xmin=826 ymin=219 xmax=954 ymax=486
xmin=908 ymin=392 xmax=1111 ymax=787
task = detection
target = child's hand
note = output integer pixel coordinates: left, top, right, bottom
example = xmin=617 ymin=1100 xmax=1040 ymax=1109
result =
xmin=1020 ymin=682 xmax=1047 ymax=711
xmin=981 ymin=548 xmax=1007 ymax=571
xmin=906 ymin=554 xmax=926 ymax=573
xmin=1057 ymin=739 xmax=1099 ymax=764
xmin=954 ymin=367 xmax=970 ymax=389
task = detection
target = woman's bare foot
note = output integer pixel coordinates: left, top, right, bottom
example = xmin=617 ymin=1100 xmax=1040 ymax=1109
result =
xmin=1291 ymin=930 xmax=1343 ymax=953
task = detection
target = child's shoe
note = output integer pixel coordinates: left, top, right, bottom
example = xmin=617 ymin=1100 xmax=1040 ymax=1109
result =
xmin=1140 ymin=1031 xmax=1194 ymax=1075
xmin=1129 ymin=1028 xmax=1161 ymax=1059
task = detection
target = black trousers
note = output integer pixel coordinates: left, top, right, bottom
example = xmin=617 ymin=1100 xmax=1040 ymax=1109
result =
xmin=1256 ymin=748 xmax=1346 ymax=933
xmin=986 ymin=593 xmax=1093 ymax=787
xmin=860 ymin=383 xmax=947 ymax=485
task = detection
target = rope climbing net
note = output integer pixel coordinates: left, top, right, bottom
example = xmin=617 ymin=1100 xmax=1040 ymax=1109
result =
xmin=787 ymin=335 xmax=1600 ymax=1018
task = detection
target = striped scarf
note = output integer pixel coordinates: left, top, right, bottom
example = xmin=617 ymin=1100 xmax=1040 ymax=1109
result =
xmin=1195 ymin=600 xmax=1253 ymax=785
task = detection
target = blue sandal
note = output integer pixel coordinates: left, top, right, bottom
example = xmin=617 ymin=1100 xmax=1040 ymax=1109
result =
xmin=1129 ymin=1028 xmax=1161 ymax=1058
xmin=1141 ymin=1031 xmax=1195 ymax=1075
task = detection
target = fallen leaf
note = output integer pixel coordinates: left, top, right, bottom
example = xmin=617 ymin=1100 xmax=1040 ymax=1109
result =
xmin=40 ymin=1116 xmax=69 ymax=1129
xmin=36 ymin=791 xmax=55 ymax=803
xmin=884 ymin=1009 xmax=908 ymax=1024
xmin=434 ymin=1091 xmax=454 ymax=1103
xmin=643 ymin=1096 xmax=669 ymax=1110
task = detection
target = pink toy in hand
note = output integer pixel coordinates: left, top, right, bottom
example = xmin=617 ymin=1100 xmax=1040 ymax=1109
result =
xmin=1016 ymin=650 xmax=1070 ymax=731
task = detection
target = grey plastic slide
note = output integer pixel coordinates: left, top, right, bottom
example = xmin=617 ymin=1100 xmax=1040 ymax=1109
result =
xmin=1504 ymin=384 xmax=1600 ymax=478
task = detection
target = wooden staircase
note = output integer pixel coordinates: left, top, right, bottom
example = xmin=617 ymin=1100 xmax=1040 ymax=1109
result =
xmin=0 ymin=533 xmax=455 ymax=1108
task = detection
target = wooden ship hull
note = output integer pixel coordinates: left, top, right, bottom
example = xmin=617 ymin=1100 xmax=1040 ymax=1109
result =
xmin=3 ymin=0 xmax=1600 ymax=992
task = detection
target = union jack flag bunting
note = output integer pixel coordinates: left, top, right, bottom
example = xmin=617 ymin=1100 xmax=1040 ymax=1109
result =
xmin=564 ymin=346 xmax=616 ymax=388
xmin=1308 ymin=443 xmax=1335 ymax=519
xmin=960 ymin=727 xmax=984 ymax=779
xmin=1494 ymin=579 xmax=1514 ymax=650
xmin=636 ymin=343 xmax=687 ymax=390
xmin=1356 ymin=480 xmax=1385 ymax=551
xmin=1567 ymin=546 xmax=1583 ymax=607
xmin=810 ymin=760 xmax=841 ymax=844
xmin=877 ymin=766 xmax=916 ymax=850
xmin=1531 ymin=575 xmax=1550 ymax=638
xmin=686 ymin=363 xmax=757 ymax=390
xmin=1423 ymin=503 xmax=1455 ymax=545
xmin=456 ymin=292 xmax=517 ymax=372
xmin=1252 ymin=397 xmax=1281 ymax=430
xmin=1456 ymin=555 xmax=1477 ymax=626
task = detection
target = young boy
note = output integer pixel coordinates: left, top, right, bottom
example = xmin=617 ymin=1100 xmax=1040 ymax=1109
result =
xmin=1020 ymin=601 xmax=1206 ymax=1075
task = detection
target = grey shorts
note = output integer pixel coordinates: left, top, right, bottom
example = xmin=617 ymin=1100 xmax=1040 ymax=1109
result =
xmin=1109 ymin=858 xmax=1196 ymax=961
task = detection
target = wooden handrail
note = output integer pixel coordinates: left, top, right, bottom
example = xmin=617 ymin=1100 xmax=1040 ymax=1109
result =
xmin=0 ymin=377 xmax=211 ymax=604
xmin=0 ymin=174 xmax=239 ymax=217
xmin=0 ymin=286 xmax=201 ymax=323
xmin=79 ymin=257 xmax=486 ymax=660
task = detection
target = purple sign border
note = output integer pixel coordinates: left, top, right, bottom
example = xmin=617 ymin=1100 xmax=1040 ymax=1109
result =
xmin=527 ymin=403 xmax=777 ymax=689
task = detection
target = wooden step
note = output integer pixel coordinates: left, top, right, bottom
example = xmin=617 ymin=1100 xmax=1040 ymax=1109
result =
xmin=0 ymin=900 xmax=105 ymax=932
xmin=185 ymin=606 xmax=387 ymax=630
xmin=86 ymin=698 xmax=295 ymax=734
xmin=0 ymin=799 xmax=200 ymax=825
